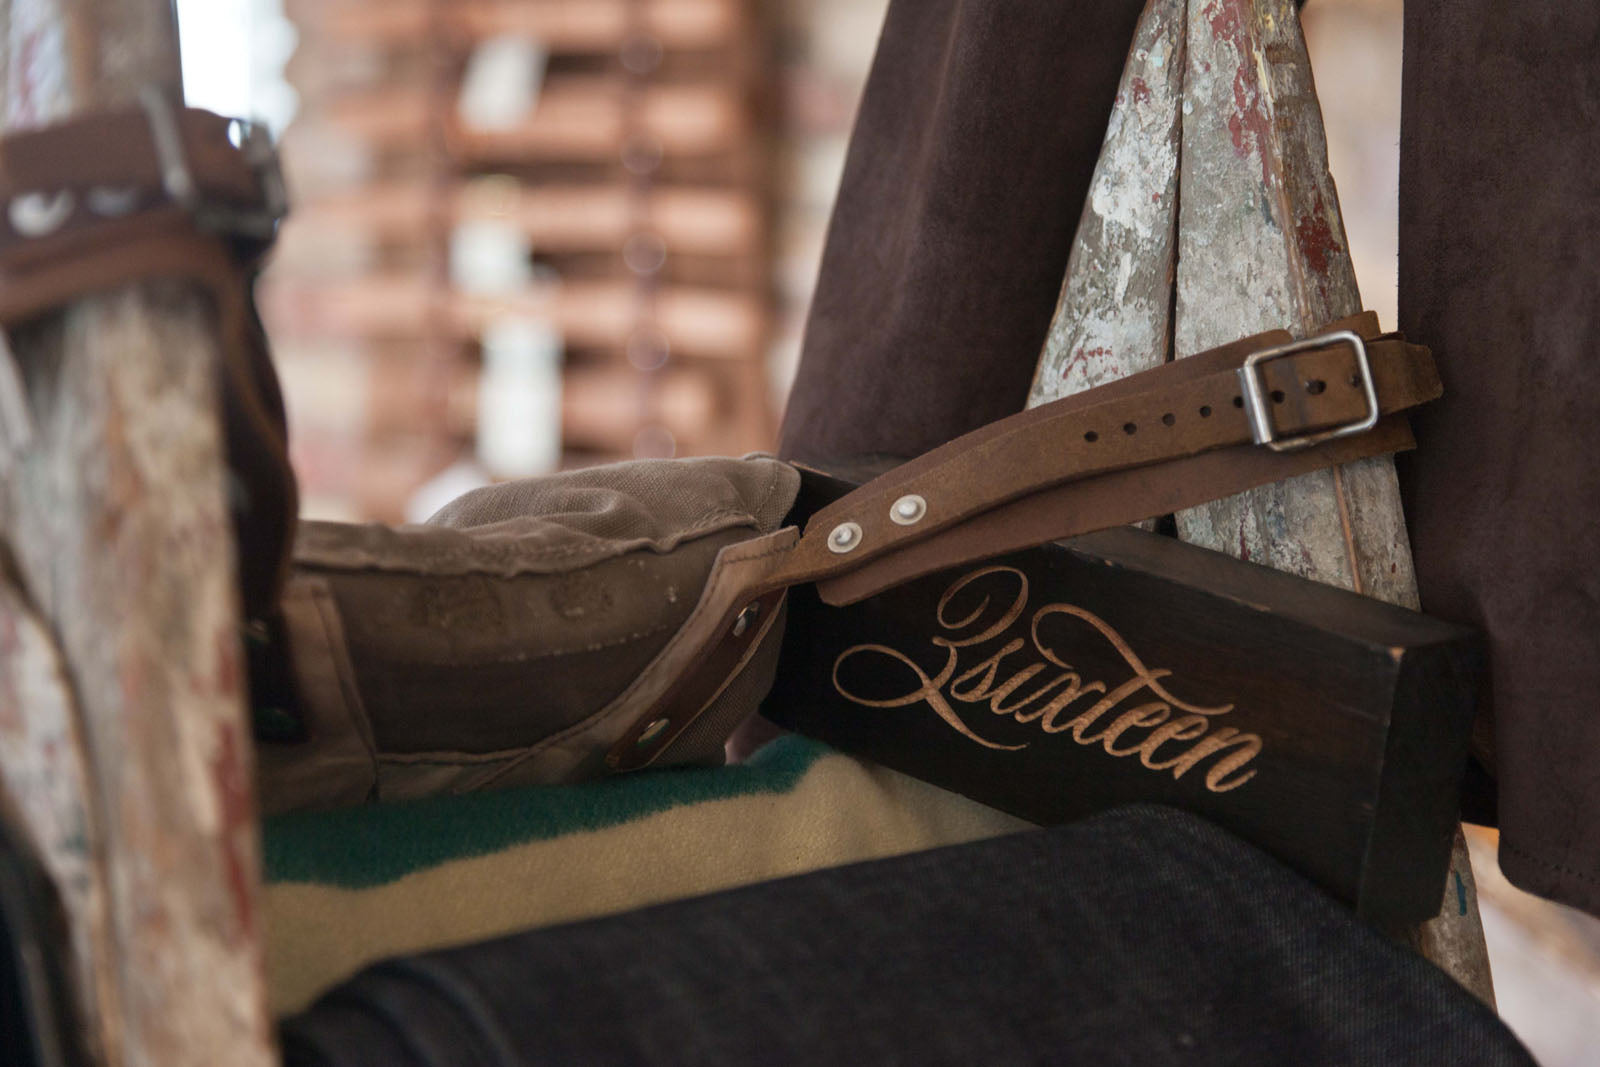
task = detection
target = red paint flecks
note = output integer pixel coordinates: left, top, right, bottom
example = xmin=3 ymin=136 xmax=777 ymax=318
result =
xmin=1294 ymin=198 xmax=1341 ymax=275
xmin=14 ymin=32 xmax=43 ymax=127
xmin=1061 ymin=346 xmax=1113 ymax=380
xmin=1130 ymin=77 xmax=1152 ymax=106
xmin=212 ymin=627 xmax=240 ymax=695
xmin=1203 ymin=0 xmax=1277 ymax=188
xmin=211 ymin=728 xmax=258 ymax=943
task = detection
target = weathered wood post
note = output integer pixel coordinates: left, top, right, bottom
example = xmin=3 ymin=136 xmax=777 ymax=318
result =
xmin=1029 ymin=0 xmax=1182 ymax=403
xmin=1032 ymin=0 xmax=1494 ymax=1002
xmin=0 ymin=561 xmax=120 ymax=1063
xmin=0 ymin=0 xmax=277 ymax=1062
xmin=1174 ymin=0 xmax=1491 ymax=1001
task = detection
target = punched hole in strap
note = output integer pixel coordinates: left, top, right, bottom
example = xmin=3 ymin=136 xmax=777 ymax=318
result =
xmin=1237 ymin=328 xmax=1380 ymax=451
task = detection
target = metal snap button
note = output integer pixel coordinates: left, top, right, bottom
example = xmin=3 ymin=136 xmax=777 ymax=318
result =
xmin=827 ymin=521 xmax=863 ymax=553
xmin=890 ymin=494 xmax=926 ymax=525
xmin=9 ymin=191 xmax=74 ymax=236
xmin=636 ymin=717 xmax=671 ymax=747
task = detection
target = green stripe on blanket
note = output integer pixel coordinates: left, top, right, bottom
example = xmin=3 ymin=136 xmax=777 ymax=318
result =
xmin=263 ymin=736 xmax=830 ymax=889
xmin=262 ymin=737 xmax=1029 ymax=1016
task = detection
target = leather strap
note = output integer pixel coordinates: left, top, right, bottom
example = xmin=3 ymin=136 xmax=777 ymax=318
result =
xmin=806 ymin=314 xmax=1437 ymax=603
xmin=0 ymin=95 xmax=295 ymax=622
xmin=607 ymin=312 xmax=1441 ymax=771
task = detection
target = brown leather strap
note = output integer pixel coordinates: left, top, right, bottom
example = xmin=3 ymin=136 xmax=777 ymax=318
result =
xmin=0 ymin=96 xmax=294 ymax=621
xmin=788 ymin=320 xmax=1436 ymax=591
xmin=0 ymin=107 xmax=263 ymax=210
xmin=607 ymin=312 xmax=1441 ymax=771
xmin=818 ymin=418 xmax=1416 ymax=606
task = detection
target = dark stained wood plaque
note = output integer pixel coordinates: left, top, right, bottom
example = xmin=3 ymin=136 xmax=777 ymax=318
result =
xmin=765 ymin=467 xmax=1483 ymax=925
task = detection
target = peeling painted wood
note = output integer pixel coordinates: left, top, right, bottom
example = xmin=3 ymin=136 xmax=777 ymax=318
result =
xmin=1173 ymin=0 xmax=1408 ymax=598
xmin=0 ymin=0 xmax=276 ymax=1063
xmin=1170 ymin=0 xmax=1492 ymax=1003
xmin=1032 ymin=0 xmax=1493 ymax=1003
xmin=1406 ymin=829 xmax=1494 ymax=1003
xmin=1029 ymin=0 xmax=1182 ymax=406
xmin=0 ymin=562 xmax=120 ymax=1064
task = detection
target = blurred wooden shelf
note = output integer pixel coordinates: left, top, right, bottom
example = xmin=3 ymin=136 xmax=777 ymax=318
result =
xmin=261 ymin=274 xmax=764 ymax=359
xmin=286 ymin=0 xmax=743 ymax=53
xmin=368 ymin=361 xmax=721 ymax=450
xmin=305 ymin=78 xmax=746 ymax=160
xmin=558 ymin=365 xmax=719 ymax=450
xmin=272 ymin=0 xmax=775 ymax=512
xmin=283 ymin=182 xmax=760 ymax=255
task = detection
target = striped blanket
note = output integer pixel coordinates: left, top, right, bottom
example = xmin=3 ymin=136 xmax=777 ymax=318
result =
xmin=262 ymin=737 xmax=1029 ymax=1015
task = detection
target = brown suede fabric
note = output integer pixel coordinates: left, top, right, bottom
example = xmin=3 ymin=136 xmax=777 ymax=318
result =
xmin=778 ymin=0 xmax=1147 ymax=464
xmin=1397 ymin=0 xmax=1600 ymax=916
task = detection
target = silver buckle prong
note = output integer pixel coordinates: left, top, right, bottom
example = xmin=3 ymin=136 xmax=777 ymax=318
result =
xmin=1236 ymin=329 xmax=1379 ymax=452
xmin=139 ymin=87 xmax=288 ymax=242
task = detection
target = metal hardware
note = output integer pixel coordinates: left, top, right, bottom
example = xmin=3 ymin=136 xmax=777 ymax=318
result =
xmin=8 ymin=191 xmax=74 ymax=237
xmin=85 ymin=186 xmax=139 ymax=218
xmin=827 ymin=521 xmax=862 ymax=554
xmin=139 ymin=88 xmax=288 ymax=243
xmin=1236 ymin=329 xmax=1378 ymax=452
xmin=731 ymin=601 xmax=760 ymax=638
xmin=890 ymin=494 xmax=926 ymax=525
xmin=635 ymin=717 xmax=671 ymax=747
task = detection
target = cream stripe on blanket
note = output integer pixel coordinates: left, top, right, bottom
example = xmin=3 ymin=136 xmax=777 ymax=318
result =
xmin=262 ymin=737 xmax=1029 ymax=1015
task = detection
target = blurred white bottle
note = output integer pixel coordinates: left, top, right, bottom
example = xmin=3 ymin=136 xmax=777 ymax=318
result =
xmin=477 ymin=317 xmax=563 ymax=478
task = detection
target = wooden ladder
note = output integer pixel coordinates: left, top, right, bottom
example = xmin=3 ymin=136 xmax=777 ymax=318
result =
xmin=0 ymin=0 xmax=276 ymax=1063
xmin=1028 ymin=0 xmax=1493 ymax=1001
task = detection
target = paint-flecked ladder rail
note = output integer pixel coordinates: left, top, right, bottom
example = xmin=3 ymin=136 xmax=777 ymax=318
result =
xmin=0 ymin=0 xmax=277 ymax=1062
xmin=1028 ymin=0 xmax=1494 ymax=1003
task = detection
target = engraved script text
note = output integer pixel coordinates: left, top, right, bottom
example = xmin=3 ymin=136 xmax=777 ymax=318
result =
xmin=831 ymin=566 xmax=1262 ymax=793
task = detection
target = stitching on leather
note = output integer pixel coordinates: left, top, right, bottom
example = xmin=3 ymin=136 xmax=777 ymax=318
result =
xmin=720 ymin=533 xmax=799 ymax=565
xmin=465 ymin=539 xmax=793 ymax=774
xmin=376 ymin=751 xmax=527 ymax=767
xmin=307 ymin=579 xmax=381 ymax=771
xmin=299 ymin=506 xmax=757 ymax=576
xmin=749 ymin=460 xmax=792 ymax=531
xmin=447 ymin=618 xmax=678 ymax=661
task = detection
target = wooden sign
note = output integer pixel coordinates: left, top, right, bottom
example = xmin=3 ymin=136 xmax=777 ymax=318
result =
xmin=765 ymin=468 xmax=1481 ymax=925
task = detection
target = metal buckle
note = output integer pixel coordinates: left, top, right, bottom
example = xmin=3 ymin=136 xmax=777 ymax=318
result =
xmin=139 ymin=87 xmax=288 ymax=243
xmin=1236 ymin=329 xmax=1379 ymax=452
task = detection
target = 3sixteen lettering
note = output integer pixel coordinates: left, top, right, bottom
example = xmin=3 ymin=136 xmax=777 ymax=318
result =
xmin=831 ymin=565 xmax=1262 ymax=794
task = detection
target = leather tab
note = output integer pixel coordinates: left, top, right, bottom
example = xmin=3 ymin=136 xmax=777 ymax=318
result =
xmin=606 ymin=587 xmax=788 ymax=772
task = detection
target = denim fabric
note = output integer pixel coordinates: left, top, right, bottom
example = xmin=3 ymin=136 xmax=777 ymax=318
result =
xmin=279 ymin=806 xmax=1531 ymax=1066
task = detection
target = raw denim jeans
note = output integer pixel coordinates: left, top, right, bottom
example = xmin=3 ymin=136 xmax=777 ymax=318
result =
xmin=279 ymin=806 xmax=1531 ymax=1066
